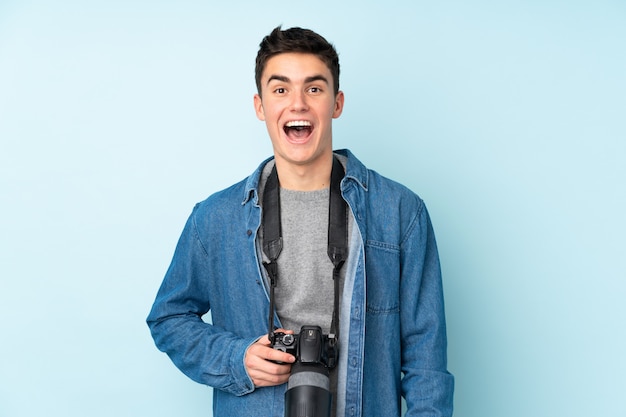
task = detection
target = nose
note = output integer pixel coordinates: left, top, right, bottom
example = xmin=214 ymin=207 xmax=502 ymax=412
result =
xmin=290 ymin=90 xmax=309 ymax=112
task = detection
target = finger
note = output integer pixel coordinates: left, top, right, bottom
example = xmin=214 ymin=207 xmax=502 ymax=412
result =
xmin=248 ymin=342 xmax=295 ymax=364
xmin=275 ymin=328 xmax=294 ymax=334
xmin=249 ymin=356 xmax=292 ymax=377
xmin=264 ymin=346 xmax=296 ymax=364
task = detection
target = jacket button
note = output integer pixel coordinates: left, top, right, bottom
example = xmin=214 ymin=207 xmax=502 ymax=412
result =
xmin=246 ymin=229 xmax=252 ymax=236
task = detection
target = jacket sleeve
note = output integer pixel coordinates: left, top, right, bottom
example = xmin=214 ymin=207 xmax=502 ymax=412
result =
xmin=146 ymin=206 xmax=256 ymax=396
xmin=400 ymin=202 xmax=455 ymax=416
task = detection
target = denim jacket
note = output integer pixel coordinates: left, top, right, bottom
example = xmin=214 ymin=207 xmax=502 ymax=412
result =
xmin=147 ymin=149 xmax=454 ymax=416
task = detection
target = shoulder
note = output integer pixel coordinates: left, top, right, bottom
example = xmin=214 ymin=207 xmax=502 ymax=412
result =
xmin=340 ymin=149 xmax=424 ymax=214
xmin=190 ymin=162 xmax=272 ymax=229
xmin=369 ymin=170 xmax=424 ymax=212
xmin=193 ymin=178 xmax=247 ymax=214
xmin=193 ymin=156 xmax=273 ymax=215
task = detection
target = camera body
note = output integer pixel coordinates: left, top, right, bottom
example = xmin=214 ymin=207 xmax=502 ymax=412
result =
xmin=272 ymin=325 xmax=337 ymax=368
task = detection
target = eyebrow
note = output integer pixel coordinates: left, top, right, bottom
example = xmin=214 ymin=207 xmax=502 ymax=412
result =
xmin=266 ymin=74 xmax=330 ymax=86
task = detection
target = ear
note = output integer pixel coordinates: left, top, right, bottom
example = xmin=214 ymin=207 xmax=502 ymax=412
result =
xmin=332 ymin=90 xmax=345 ymax=119
xmin=253 ymin=94 xmax=265 ymax=121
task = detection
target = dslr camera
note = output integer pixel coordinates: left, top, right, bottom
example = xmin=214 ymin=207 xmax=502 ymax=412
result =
xmin=271 ymin=325 xmax=338 ymax=417
xmin=272 ymin=325 xmax=337 ymax=368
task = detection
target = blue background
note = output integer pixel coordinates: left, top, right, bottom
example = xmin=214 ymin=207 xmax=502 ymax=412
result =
xmin=1 ymin=1 xmax=624 ymax=416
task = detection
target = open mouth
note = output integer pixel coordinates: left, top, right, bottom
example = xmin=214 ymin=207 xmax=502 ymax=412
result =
xmin=284 ymin=120 xmax=312 ymax=140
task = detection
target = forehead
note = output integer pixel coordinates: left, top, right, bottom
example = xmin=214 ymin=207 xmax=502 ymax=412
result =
xmin=262 ymin=52 xmax=332 ymax=82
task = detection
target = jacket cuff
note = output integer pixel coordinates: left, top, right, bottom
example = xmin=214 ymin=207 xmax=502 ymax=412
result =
xmin=228 ymin=337 xmax=259 ymax=396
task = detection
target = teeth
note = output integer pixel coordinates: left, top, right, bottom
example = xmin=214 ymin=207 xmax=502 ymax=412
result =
xmin=285 ymin=120 xmax=311 ymax=128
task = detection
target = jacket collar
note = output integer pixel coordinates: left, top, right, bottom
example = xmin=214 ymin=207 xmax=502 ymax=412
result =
xmin=242 ymin=149 xmax=368 ymax=205
xmin=335 ymin=149 xmax=369 ymax=191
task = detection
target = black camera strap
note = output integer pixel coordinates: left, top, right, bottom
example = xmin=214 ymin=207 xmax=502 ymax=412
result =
xmin=262 ymin=156 xmax=348 ymax=348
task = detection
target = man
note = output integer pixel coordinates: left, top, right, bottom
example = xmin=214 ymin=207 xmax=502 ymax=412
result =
xmin=147 ymin=26 xmax=454 ymax=416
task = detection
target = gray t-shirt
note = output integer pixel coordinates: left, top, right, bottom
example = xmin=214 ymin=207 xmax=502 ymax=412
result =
xmin=274 ymin=186 xmax=336 ymax=334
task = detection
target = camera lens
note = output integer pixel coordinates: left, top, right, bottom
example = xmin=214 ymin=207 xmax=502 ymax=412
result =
xmin=285 ymin=363 xmax=331 ymax=417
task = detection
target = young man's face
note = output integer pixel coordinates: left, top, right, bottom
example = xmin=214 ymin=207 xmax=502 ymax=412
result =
xmin=254 ymin=53 xmax=344 ymax=174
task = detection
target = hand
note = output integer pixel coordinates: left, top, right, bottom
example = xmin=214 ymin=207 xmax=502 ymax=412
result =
xmin=245 ymin=329 xmax=295 ymax=387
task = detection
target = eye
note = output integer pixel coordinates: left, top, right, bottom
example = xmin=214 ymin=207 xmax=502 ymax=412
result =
xmin=274 ymin=87 xmax=286 ymax=94
xmin=308 ymin=86 xmax=322 ymax=94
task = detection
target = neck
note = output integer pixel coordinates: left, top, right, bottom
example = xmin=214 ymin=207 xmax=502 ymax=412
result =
xmin=274 ymin=155 xmax=333 ymax=191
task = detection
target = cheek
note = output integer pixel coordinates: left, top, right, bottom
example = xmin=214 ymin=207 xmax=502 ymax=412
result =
xmin=261 ymin=105 xmax=280 ymax=121
xmin=264 ymin=112 xmax=281 ymax=130
xmin=263 ymin=112 xmax=283 ymax=136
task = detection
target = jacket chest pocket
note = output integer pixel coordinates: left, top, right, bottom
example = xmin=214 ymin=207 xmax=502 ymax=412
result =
xmin=364 ymin=242 xmax=400 ymax=314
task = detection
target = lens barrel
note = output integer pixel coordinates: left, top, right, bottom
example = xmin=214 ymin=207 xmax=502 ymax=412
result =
xmin=284 ymin=363 xmax=331 ymax=417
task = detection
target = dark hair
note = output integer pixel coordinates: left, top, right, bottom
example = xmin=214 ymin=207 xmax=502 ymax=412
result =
xmin=255 ymin=26 xmax=340 ymax=96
